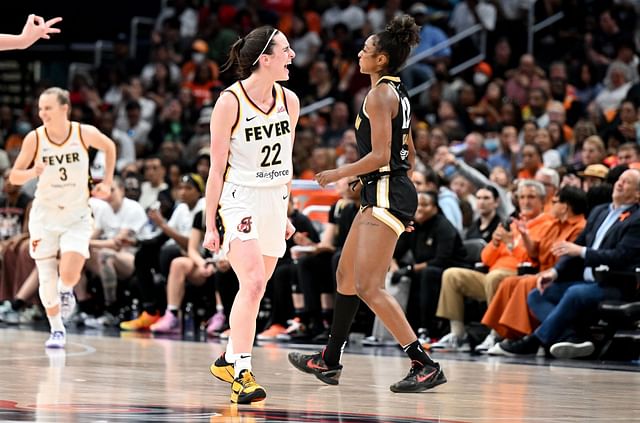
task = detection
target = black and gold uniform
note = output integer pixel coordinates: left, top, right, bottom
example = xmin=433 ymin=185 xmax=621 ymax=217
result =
xmin=355 ymin=75 xmax=416 ymax=236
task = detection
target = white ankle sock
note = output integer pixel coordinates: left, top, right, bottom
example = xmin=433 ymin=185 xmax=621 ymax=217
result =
xmin=450 ymin=320 xmax=466 ymax=338
xmin=58 ymin=278 xmax=73 ymax=293
xmin=234 ymin=353 xmax=252 ymax=378
xmin=225 ymin=337 xmax=234 ymax=363
xmin=48 ymin=313 xmax=65 ymax=333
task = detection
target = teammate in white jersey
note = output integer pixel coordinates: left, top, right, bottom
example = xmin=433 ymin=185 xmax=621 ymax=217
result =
xmin=204 ymin=26 xmax=299 ymax=404
xmin=0 ymin=14 xmax=61 ymax=51
xmin=10 ymin=87 xmax=115 ymax=348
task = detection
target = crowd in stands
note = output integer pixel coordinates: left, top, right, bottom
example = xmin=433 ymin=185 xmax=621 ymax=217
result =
xmin=1 ymin=0 xmax=640 ymax=360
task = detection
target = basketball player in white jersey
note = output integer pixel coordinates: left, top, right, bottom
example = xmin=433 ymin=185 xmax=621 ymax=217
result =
xmin=10 ymin=87 xmax=115 ymax=348
xmin=203 ymin=26 xmax=299 ymax=404
xmin=0 ymin=14 xmax=61 ymax=51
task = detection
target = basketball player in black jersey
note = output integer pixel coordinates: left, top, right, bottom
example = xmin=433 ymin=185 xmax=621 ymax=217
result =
xmin=288 ymin=15 xmax=446 ymax=393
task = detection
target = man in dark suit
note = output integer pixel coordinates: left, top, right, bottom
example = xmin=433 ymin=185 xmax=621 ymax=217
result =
xmin=493 ymin=169 xmax=640 ymax=358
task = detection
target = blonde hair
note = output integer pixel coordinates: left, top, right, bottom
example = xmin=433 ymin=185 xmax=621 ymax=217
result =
xmin=41 ymin=87 xmax=71 ymax=107
xmin=584 ymin=135 xmax=606 ymax=154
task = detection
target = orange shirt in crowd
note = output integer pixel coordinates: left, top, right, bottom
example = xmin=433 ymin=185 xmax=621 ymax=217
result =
xmin=298 ymin=169 xmax=316 ymax=180
xmin=517 ymin=166 xmax=541 ymax=180
xmin=481 ymin=213 xmax=586 ymax=338
xmin=532 ymin=214 xmax=586 ymax=270
xmin=480 ymin=213 xmax=553 ymax=271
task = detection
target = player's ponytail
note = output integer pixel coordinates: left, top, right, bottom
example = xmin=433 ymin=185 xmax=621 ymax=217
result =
xmin=375 ymin=15 xmax=420 ymax=75
xmin=221 ymin=26 xmax=278 ymax=79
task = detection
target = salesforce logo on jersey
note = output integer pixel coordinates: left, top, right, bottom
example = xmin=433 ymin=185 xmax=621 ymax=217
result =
xmin=256 ymin=169 xmax=290 ymax=180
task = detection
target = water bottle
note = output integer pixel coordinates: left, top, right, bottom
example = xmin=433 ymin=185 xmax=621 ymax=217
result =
xmin=184 ymin=303 xmax=195 ymax=339
xmin=196 ymin=307 xmax=207 ymax=341
xmin=130 ymin=298 xmax=139 ymax=319
xmin=199 ymin=320 xmax=208 ymax=342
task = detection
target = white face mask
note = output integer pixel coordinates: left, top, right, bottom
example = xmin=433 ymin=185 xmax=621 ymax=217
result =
xmin=473 ymin=72 xmax=489 ymax=86
xmin=192 ymin=52 xmax=205 ymax=64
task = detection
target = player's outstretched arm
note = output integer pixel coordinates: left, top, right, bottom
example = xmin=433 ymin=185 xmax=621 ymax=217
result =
xmin=0 ymin=14 xmax=62 ymax=51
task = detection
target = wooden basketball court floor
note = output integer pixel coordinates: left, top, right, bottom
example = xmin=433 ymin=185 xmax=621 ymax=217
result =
xmin=1 ymin=327 xmax=639 ymax=422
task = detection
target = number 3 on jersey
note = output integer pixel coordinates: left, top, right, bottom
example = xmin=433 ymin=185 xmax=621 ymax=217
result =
xmin=260 ymin=142 xmax=282 ymax=167
xmin=59 ymin=167 xmax=68 ymax=181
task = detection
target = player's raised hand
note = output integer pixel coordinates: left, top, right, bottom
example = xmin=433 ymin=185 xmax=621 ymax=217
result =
xmin=21 ymin=15 xmax=62 ymax=47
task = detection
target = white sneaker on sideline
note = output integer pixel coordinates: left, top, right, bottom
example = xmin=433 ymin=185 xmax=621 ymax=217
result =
xmin=0 ymin=300 xmax=11 ymax=314
xmin=84 ymin=312 xmax=118 ymax=328
xmin=431 ymin=332 xmax=471 ymax=352
xmin=488 ymin=342 xmax=546 ymax=357
xmin=475 ymin=333 xmax=499 ymax=353
xmin=550 ymin=341 xmax=595 ymax=359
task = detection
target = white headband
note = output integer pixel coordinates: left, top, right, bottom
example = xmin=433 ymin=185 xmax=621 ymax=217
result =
xmin=252 ymin=29 xmax=278 ymax=66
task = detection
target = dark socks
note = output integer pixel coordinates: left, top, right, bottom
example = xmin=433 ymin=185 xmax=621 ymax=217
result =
xmin=294 ymin=308 xmax=307 ymax=322
xmin=11 ymin=299 xmax=26 ymax=311
xmin=321 ymin=308 xmax=333 ymax=327
xmin=143 ymin=303 xmax=157 ymax=315
xmin=323 ymin=293 xmax=360 ymax=367
xmin=403 ymin=340 xmax=436 ymax=368
xmin=106 ymin=303 xmax=120 ymax=316
xmin=78 ymin=299 xmax=94 ymax=314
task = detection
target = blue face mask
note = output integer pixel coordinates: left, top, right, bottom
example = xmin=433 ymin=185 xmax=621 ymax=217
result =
xmin=484 ymin=138 xmax=500 ymax=153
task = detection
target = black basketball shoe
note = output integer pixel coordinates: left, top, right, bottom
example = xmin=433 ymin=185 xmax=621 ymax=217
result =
xmin=287 ymin=351 xmax=343 ymax=385
xmin=390 ymin=361 xmax=447 ymax=393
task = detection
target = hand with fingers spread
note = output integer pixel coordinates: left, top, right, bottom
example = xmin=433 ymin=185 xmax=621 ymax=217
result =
xmin=0 ymin=14 xmax=62 ymax=51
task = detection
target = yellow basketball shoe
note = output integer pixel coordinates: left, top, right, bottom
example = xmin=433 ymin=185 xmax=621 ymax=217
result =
xmin=119 ymin=311 xmax=160 ymax=331
xmin=210 ymin=353 xmax=234 ymax=384
xmin=230 ymin=369 xmax=266 ymax=404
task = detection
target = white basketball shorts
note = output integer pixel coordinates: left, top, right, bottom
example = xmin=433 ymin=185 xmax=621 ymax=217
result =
xmin=28 ymin=203 xmax=94 ymax=260
xmin=218 ymin=182 xmax=289 ymax=258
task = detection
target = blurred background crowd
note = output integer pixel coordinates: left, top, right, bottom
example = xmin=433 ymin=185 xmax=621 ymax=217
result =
xmin=1 ymin=0 xmax=640 ymax=361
